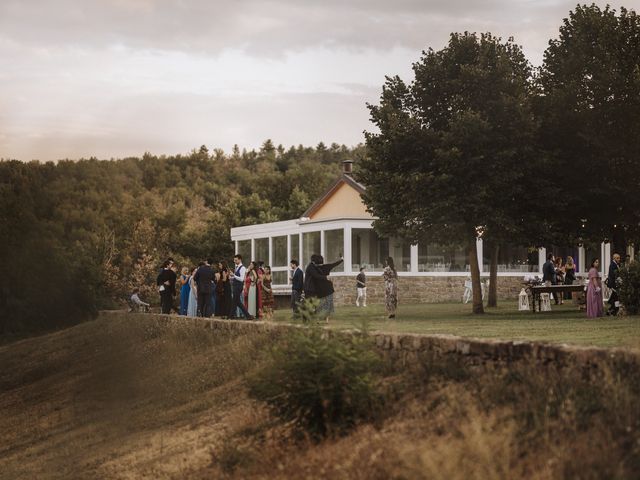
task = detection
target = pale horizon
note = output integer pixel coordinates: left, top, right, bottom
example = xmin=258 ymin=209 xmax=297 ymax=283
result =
xmin=0 ymin=0 xmax=632 ymax=161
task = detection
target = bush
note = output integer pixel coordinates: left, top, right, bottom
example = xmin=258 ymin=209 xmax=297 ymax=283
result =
xmin=618 ymin=262 xmax=640 ymax=314
xmin=248 ymin=305 xmax=384 ymax=439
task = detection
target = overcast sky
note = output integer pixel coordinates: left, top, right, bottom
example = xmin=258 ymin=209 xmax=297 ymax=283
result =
xmin=0 ymin=0 xmax=631 ymax=161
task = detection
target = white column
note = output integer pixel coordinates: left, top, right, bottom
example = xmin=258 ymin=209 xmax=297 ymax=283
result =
xmin=539 ymin=247 xmax=546 ymax=273
xmin=344 ymin=225 xmax=352 ymax=274
xmin=603 ymin=242 xmax=610 ymax=274
xmin=234 ymin=240 xmax=238 ymax=255
xmin=268 ymin=237 xmax=273 ymax=268
xmin=410 ymin=244 xmax=419 ymax=273
xmin=578 ymin=245 xmax=585 ymax=274
xmin=251 ymin=239 xmax=255 ymax=262
xmin=299 ymin=233 xmax=304 ymax=267
xmin=320 ymin=230 xmax=325 ymax=258
xmin=476 ymin=237 xmax=483 ymax=274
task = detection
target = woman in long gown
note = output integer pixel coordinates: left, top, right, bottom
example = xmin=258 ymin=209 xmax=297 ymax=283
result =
xmin=383 ymin=257 xmax=398 ymax=318
xmin=564 ymin=256 xmax=577 ymax=302
xmin=187 ymin=266 xmax=199 ymax=317
xmin=586 ymin=258 xmax=604 ymax=318
xmin=261 ymin=266 xmax=275 ymax=321
xmin=179 ymin=267 xmax=190 ymax=315
xmin=244 ymin=262 xmax=260 ymax=318
xmin=215 ymin=261 xmax=229 ymax=318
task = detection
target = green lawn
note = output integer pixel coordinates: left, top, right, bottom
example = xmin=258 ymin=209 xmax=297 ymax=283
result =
xmin=272 ymin=302 xmax=640 ymax=349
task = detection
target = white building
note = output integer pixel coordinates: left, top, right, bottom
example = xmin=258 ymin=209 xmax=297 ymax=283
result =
xmin=230 ymin=161 xmax=631 ymax=303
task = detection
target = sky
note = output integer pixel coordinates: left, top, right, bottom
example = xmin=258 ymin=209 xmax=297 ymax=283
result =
xmin=0 ymin=0 xmax=632 ymax=161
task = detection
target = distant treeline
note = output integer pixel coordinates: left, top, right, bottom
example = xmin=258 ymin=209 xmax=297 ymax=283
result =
xmin=0 ymin=141 xmax=365 ymax=336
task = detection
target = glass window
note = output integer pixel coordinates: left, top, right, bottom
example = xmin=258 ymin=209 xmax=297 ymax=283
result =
xmin=352 ymin=228 xmax=389 ymax=272
xmin=237 ymin=240 xmax=251 ymax=264
xmin=483 ymin=241 xmax=540 ymax=273
xmin=302 ymin=232 xmax=321 ymax=266
xmin=272 ymin=236 xmax=287 ymax=267
xmin=584 ymin=243 xmax=601 ymax=272
xmin=272 ymin=271 xmax=288 ymax=285
xmin=388 ymin=237 xmax=412 ymax=272
xmin=418 ymin=243 xmax=468 ymax=272
xmin=290 ymin=234 xmax=300 ymax=264
xmin=255 ymin=238 xmax=269 ymax=264
xmin=324 ymin=229 xmax=344 ymax=272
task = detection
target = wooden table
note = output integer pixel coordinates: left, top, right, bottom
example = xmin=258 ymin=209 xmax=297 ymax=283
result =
xmin=529 ymin=285 xmax=585 ymax=312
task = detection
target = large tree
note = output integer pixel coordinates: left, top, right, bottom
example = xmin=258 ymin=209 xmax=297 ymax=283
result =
xmin=536 ymin=4 xmax=640 ymax=248
xmin=360 ymin=32 xmax=537 ymax=313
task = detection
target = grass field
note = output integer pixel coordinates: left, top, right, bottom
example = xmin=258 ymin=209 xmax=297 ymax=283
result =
xmin=272 ymin=302 xmax=640 ymax=349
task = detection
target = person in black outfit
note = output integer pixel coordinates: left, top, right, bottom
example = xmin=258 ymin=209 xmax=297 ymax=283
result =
xmin=194 ymin=258 xmax=215 ymax=317
xmin=229 ymin=254 xmax=254 ymax=320
xmin=542 ymin=253 xmax=558 ymax=304
xmin=304 ymin=254 xmax=343 ymax=321
xmin=156 ymin=259 xmax=177 ymax=314
xmin=607 ymin=253 xmax=621 ymax=316
xmin=290 ymin=259 xmax=304 ymax=313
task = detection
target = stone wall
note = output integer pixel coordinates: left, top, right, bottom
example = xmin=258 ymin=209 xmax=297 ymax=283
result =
xmin=330 ymin=275 xmax=523 ymax=306
xmin=102 ymin=311 xmax=639 ymax=374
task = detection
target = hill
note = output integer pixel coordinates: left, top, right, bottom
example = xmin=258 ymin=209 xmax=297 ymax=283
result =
xmin=1 ymin=314 xmax=639 ymax=479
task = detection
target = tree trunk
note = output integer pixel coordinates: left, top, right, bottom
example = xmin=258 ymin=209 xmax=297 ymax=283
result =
xmin=469 ymin=238 xmax=484 ymax=314
xmin=488 ymin=243 xmax=499 ymax=308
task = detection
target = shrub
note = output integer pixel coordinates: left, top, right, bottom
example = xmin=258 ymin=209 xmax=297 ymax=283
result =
xmin=247 ymin=309 xmax=384 ymax=439
xmin=618 ymin=261 xmax=640 ymax=314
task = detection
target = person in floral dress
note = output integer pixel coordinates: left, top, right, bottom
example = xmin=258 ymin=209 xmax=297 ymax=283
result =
xmin=383 ymin=256 xmax=398 ymax=318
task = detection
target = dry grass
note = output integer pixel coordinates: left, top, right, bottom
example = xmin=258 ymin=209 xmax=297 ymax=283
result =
xmin=1 ymin=314 xmax=639 ymax=479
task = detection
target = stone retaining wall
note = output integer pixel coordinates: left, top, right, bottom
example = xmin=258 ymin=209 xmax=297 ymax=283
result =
xmin=331 ymin=275 xmax=523 ymax=306
xmin=103 ymin=311 xmax=639 ymax=373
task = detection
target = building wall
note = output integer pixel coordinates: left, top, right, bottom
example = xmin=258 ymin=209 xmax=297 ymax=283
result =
xmin=311 ymin=182 xmax=372 ymax=220
xmin=330 ymin=275 xmax=523 ymax=306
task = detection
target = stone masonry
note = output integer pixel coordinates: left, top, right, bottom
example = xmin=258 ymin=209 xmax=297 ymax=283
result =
xmin=330 ymin=275 xmax=524 ymax=306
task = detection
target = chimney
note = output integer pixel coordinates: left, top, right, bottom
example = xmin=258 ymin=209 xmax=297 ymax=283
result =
xmin=342 ymin=159 xmax=353 ymax=176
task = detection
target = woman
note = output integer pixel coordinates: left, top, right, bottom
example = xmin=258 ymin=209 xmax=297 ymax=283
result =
xmin=243 ymin=261 xmax=260 ymax=318
xmin=586 ymin=258 xmax=604 ymax=318
xmin=564 ymin=256 xmax=577 ymax=302
xmin=383 ymin=256 xmax=398 ymax=318
xmin=179 ymin=267 xmax=191 ymax=315
xmin=187 ymin=265 xmax=199 ymax=317
xmin=304 ymin=254 xmax=343 ymax=321
xmin=261 ymin=266 xmax=275 ymax=321
xmin=215 ymin=261 xmax=231 ymax=318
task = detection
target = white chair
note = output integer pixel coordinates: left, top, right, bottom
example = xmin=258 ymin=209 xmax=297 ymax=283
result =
xmin=540 ymin=293 xmax=552 ymax=312
xmin=518 ymin=288 xmax=530 ymax=311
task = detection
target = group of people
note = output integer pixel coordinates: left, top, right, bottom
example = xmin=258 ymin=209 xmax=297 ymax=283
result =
xmin=148 ymin=253 xmax=401 ymax=321
xmin=542 ymin=252 xmax=627 ymax=318
xmin=155 ymin=255 xmax=275 ymax=320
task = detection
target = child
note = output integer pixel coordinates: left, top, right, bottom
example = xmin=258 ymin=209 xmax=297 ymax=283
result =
xmin=356 ymin=267 xmax=367 ymax=307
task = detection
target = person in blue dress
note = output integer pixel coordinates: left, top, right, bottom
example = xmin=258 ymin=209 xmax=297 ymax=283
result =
xmin=179 ymin=267 xmax=191 ymax=315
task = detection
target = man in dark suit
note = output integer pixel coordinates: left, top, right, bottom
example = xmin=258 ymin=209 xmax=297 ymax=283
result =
xmin=229 ymin=254 xmax=253 ymax=320
xmin=542 ymin=253 xmax=558 ymax=304
xmin=290 ymin=259 xmax=304 ymax=313
xmin=194 ymin=258 xmax=215 ymax=317
xmin=607 ymin=253 xmax=621 ymax=316
xmin=156 ymin=258 xmax=177 ymax=314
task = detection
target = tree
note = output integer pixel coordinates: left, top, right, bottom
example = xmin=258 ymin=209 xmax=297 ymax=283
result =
xmin=536 ymin=4 xmax=640 ymax=248
xmin=360 ymin=32 xmax=537 ymax=313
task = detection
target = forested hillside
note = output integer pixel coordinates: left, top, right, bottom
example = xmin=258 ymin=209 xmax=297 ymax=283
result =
xmin=0 ymin=141 xmax=365 ymax=336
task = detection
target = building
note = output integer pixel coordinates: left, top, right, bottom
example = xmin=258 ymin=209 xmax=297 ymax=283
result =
xmin=230 ymin=161 xmax=634 ymax=305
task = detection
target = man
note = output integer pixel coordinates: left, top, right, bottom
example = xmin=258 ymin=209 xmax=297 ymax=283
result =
xmin=290 ymin=259 xmax=304 ymax=313
xmin=355 ymin=267 xmax=367 ymax=307
xmin=607 ymin=253 xmax=621 ymax=316
xmin=542 ymin=253 xmax=558 ymax=304
xmin=194 ymin=258 xmax=215 ymax=317
xmin=130 ymin=288 xmax=150 ymax=312
xmin=156 ymin=259 xmax=177 ymax=314
xmin=229 ymin=254 xmax=254 ymax=320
